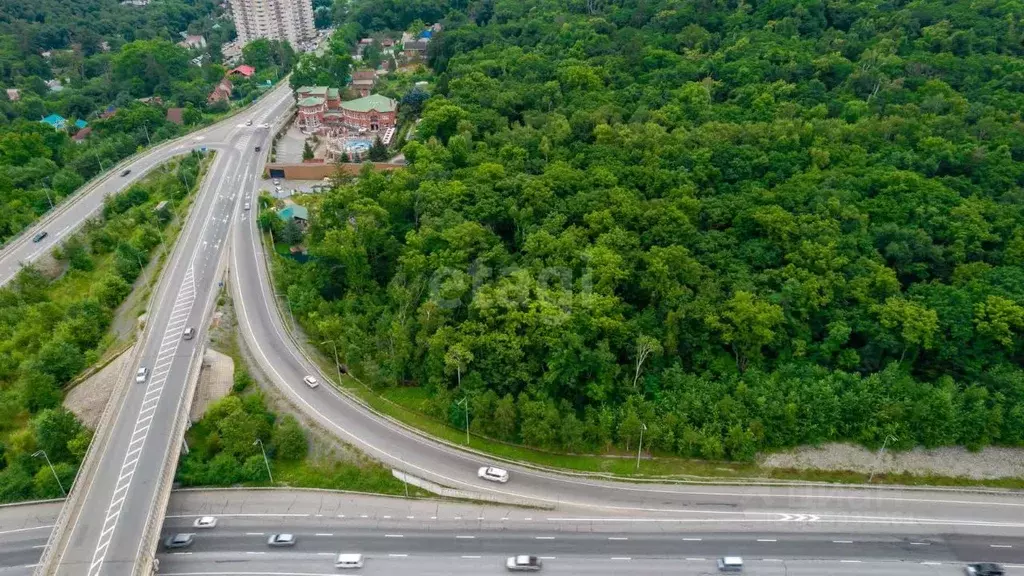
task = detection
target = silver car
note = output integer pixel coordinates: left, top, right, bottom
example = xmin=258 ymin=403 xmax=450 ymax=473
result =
xmin=506 ymin=555 xmax=542 ymax=571
xmin=267 ymin=533 xmax=296 ymax=547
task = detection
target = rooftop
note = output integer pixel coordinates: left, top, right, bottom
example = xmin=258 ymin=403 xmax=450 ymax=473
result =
xmin=40 ymin=114 xmax=66 ymax=129
xmin=278 ymin=204 xmax=309 ymax=221
xmin=298 ymin=86 xmax=329 ymax=96
xmin=341 ymin=94 xmax=397 ymax=113
xmin=298 ymin=96 xmax=325 ymax=107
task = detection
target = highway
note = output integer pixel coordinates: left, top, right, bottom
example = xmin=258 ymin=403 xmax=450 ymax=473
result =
xmin=2 ymin=492 xmax=1022 ymax=575
xmin=0 ymin=86 xmax=285 ymax=288
xmin=41 ymin=85 xmax=294 ymax=576
xmin=231 ymin=192 xmax=1024 ymax=536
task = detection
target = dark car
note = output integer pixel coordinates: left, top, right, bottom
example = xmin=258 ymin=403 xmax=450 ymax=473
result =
xmin=255 ymin=145 xmax=261 ymax=152
xmin=966 ymin=564 xmax=1005 ymax=576
xmin=32 ymin=231 xmax=48 ymax=243
xmin=120 ymin=169 xmax=131 ymax=177
xmin=164 ymin=533 xmax=194 ymax=549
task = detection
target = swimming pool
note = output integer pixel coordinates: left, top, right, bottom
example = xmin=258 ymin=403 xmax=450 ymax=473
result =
xmin=345 ymin=138 xmax=373 ymax=153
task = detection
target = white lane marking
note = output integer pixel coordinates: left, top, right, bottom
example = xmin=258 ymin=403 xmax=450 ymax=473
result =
xmin=384 ymin=534 xmax=403 ymax=538
xmin=608 ymin=537 xmax=628 ymax=541
xmin=921 ymin=562 xmax=942 ymax=565
xmin=757 ymin=539 xmax=777 ymax=542
xmin=32 ymin=545 xmax=47 ymax=549
xmin=832 ymin=540 xmax=853 ymax=543
xmin=535 ymin=536 xmax=555 ymax=540
xmin=455 ymin=536 xmax=474 ymax=539
xmin=764 ymin=559 xmax=783 ymax=562
xmin=841 ymin=560 xmax=862 ymax=563
xmin=461 ymin=555 xmax=481 ymax=559
xmin=686 ymin=558 xmax=706 ymax=561
xmin=910 ymin=542 xmax=930 ymax=546
xmin=246 ymin=551 xmax=265 ymax=555
xmin=315 ymin=533 xmax=333 ymax=537
xmin=991 ymin=544 xmax=1013 ymax=548
xmin=539 ymin=556 xmax=556 ymax=560
xmin=388 ymin=554 xmax=408 ymax=557
xmin=683 ymin=538 xmax=702 ymax=541
xmin=0 ymin=525 xmax=53 ymax=536
xmin=611 ymin=557 xmax=631 ymax=561
xmin=382 ymin=515 xmax=391 ymax=519
xmin=245 ymin=532 xmax=265 ymax=536
xmin=524 ymin=517 xmax=532 ymax=521
xmin=406 ymin=516 xmax=414 ymax=519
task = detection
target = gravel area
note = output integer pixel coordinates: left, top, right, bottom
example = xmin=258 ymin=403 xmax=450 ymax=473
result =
xmin=275 ymin=124 xmax=307 ymax=163
xmin=761 ymin=442 xmax=1024 ymax=480
xmin=64 ymin=345 xmax=135 ymax=428
xmin=190 ymin=347 xmax=234 ymax=422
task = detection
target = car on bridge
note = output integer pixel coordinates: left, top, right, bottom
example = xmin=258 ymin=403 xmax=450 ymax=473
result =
xmin=164 ymin=533 xmax=194 ymax=549
xmin=506 ymin=555 xmax=542 ymax=571
xmin=267 ymin=533 xmax=296 ymax=547
xmin=478 ymin=466 xmax=510 ymax=483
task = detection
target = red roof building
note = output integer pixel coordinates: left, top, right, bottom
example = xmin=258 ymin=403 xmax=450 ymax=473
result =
xmin=72 ymin=127 xmax=93 ymax=143
xmin=228 ymin=65 xmax=255 ymax=78
xmin=208 ymin=78 xmax=233 ymax=104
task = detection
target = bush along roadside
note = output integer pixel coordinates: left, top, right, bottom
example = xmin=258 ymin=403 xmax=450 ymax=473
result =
xmin=0 ymin=152 xmax=209 ymax=503
xmin=175 ymin=364 xmax=413 ymax=496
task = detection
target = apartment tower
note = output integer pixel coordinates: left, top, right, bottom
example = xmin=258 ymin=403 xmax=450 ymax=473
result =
xmin=229 ymin=0 xmax=315 ymax=48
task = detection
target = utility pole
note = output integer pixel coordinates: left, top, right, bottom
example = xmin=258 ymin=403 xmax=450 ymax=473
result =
xmin=32 ymin=450 xmax=66 ymax=496
xmin=636 ymin=423 xmax=647 ymax=471
xmin=253 ymin=439 xmax=273 ymax=483
xmin=321 ymin=340 xmax=342 ymax=384
xmin=868 ymin=434 xmax=897 ymax=483
xmin=456 ymin=397 xmax=469 ymax=445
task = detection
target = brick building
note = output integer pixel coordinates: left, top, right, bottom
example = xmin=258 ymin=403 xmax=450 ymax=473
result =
xmin=296 ymin=88 xmax=396 ymax=134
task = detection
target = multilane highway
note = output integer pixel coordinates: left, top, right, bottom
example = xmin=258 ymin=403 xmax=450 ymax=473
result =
xmin=36 ymin=85 xmax=294 ymax=576
xmin=1 ymin=492 xmax=1022 ymax=575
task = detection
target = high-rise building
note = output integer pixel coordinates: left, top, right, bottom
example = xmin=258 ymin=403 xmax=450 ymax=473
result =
xmin=228 ymin=0 xmax=315 ymax=48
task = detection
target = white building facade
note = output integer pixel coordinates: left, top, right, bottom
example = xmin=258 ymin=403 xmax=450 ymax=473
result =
xmin=228 ymin=0 xmax=315 ymax=48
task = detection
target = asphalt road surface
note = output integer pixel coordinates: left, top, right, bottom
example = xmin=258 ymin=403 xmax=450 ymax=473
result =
xmin=0 ymin=85 xmax=287 ymax=287
xmin=47 ymin=86 xmax=294 ymax=576
xmin=3 ymin=492 xmax=1022 ymax=575
xmin=230 ymin=193 xmax=1024 ymax=537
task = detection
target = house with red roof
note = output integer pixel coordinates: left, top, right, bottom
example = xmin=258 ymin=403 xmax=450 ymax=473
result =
xmin=228 ymin=65 xmax=255 ymax=78
xmin=208 ymin=78 xmax=233 ymax=104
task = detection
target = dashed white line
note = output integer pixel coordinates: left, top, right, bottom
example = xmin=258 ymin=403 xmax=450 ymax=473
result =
xmin=384 ymin=534 xmax=403 ymax=538
xmin=245 ymin=532 xmax=265 ymax=536
xmin=833 ymin=540 xmax=853 ymax=544
xmin=455 ymin=536 xmax=475 ymax=539
xmin=608 ymin=537 xmax=628 ymax=541
xmin=461 ymin=555 xmax=481 ymax=559
xmin=611 ymin=557 xmax=631 ymax=561
xmin=685 ymin=557 xmax=706 ymax=561
xmin=910 ymin=542 xmax=930 ymax=546
xmin=683 ymin=538 xmax=702 ymax=541
xmin=757 ymin=539 xmax=777 ymax=542
xmin=315 ymin=533 xmax=333 ymax=537
xmin=388 ymin=554 xmax=408 ymax=558
xmin=990 ymin=544 xmax=1013 ymax=548
xmin=841 ymin=560 xmax=862 ymax=563
xmin=535 ymin=536 xmax=555 ymax=540
xmin=921 ymin=562 xmax=942 ymax=566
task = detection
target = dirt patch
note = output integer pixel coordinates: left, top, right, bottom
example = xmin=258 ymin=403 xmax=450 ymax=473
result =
xmin=190 ymin=348 xmax=234 ymax=422
xmin=760 ymin=442 xmax=1024 ymax=480
xmin=64 ymin=345 xmax=135 ymax=429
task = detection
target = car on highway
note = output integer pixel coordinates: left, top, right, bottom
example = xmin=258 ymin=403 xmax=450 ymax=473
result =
xmin=164 ymin=533 xmax=194 ymax=549
xmin=120 ymin=169 xmax=131 ymax=177
xmin=267 ymin=533 xmax=296 ymax=547
xmin=32 ymin=231 xmax=48 ymax=243
xmin=506 ymin=555 xmax=542 ymax=571
xmin=244 ymin=202 xmax=250 ymax=210
xmin=246 ymin=119 xmax=253 ymax=126
xmin=478 ymin=466 xmax=510 ymax=483
xmin=335 ymin=553 xmax=364 ymax=568
xmin=183 ymin=327 xmax=195 ymax=340
xmin=135 ymin=367 xmax=148 ymax=383
xmin=717 ymin=556 xmax=744 ymax=572
xmin=303 ymin=375 xmax=320 ymax=388
xmin=966 ymin=564 xmax=1005 ymax=576
xmin=193 ymin=516 xmax=218 ymax=529
xmin=255 ymin=145 xmax=261 ymax=152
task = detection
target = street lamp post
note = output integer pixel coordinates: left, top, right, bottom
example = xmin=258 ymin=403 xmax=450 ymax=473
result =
xmin=456 ymin=397 xmax=469 ymax=445
xmin=636 ymin=423 xmax=647 ymax=471
xmin=321 ymin=340 xmax=342 ymax=384
xmin=32 ymin=450 xmax=66 ymax=496
xmin=868 ymin=434 xmax=898 ymax=483
xmin=253 ymin=439 xmax=273 ymax=484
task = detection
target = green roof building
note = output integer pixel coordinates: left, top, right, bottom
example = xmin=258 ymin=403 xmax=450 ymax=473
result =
xmin=341 ymin=94 xmax=397 ymax=113
xmin=278 ymin=204 xmax=309 ymax=223
xmin=297 ymin=96 xmax=325 ymax=107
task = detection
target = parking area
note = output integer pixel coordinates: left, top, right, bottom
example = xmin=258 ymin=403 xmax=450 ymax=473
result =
xmin=259 ymin=178 xmax=332 ymax=199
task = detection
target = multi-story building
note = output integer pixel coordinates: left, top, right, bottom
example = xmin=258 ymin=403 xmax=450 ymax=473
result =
xmin=228 ymin=0 xmax=315 ymax=48
xmin=296 ymin=88 xmax=397 ymax=134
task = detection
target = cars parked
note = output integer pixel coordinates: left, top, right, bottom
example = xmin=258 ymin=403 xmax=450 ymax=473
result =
xmin=303 ymin=375 xmax=320 ymax=388
xmin=478 ymin=466 xmax=510 ymax=483
xmin=164 ymin=533 xmax=194 ymax=549
xmin=135 ymin=367 xmax=148 ymax=383
xmin=506 ymin=555 xmax=542 ymax=571
xmin=193 ymin=516 xmax=218 ymax=529
xmin=966 ymin=564 xmax=1005 ymax=576
xmin=267 ymin=533 xmax=296 ymax=547
xmin=32 ymin=231 xmax=48 ymax=243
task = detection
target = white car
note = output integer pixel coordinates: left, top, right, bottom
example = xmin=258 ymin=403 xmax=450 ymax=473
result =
xmin=335 ymin=553 xmax=364 ymax=568
xmin=244 ymin=202 xmax=250 ymax=210
xmin=478 ymin=466 xmax=510 ymax=483
xmin=246 ymin=120 xmax=253 ymax=126
xmin=506 ymin=555 xmax=542 ymax=571
xmin=193 ymin=516 xmax=218 ymax=529
xmin=267 ymin=533 xmax=296 ymax=547
xmin=303 ymin=375 xmax=320 ymax=388
xmin=135 ymin=367 xmax=148 ymax=383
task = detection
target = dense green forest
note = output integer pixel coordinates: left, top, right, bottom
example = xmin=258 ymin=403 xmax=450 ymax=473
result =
xmin=0 ymin=0 xmax=292 ymax=244
xmin=0 ymin=154 xmax=204 ymax=500
xmin=274 ymin=0 xmax=1024 ymax=460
